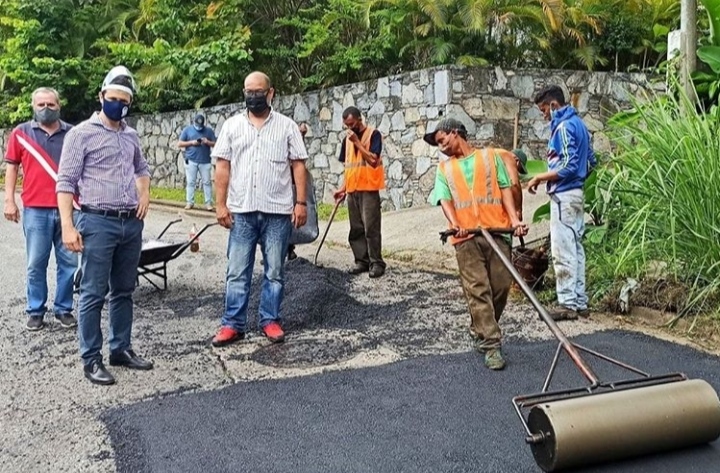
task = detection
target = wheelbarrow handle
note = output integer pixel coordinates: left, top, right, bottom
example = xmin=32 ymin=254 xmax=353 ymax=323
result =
xmin=171 ymin=222 xmax=220 ymax=259
xmin=157 ymin=218 xmax=183 ymax=240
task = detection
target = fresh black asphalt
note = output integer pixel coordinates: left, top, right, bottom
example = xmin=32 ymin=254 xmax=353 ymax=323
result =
xmin=103 ymin=330 xmax=720 ymax=473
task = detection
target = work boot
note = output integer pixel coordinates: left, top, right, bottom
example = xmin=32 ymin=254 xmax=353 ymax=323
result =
xmin=547 ymin=306 xmax=578 ymax=321
xmin=369 ymin=265 xmax=385 ymax=278
xmin=484 ymin=348 xmax=506 ymax=370
xmin=576 ymin=308 xmax=590 ymax=318
xmin=347 ymin=264 xmax=369 ymax=275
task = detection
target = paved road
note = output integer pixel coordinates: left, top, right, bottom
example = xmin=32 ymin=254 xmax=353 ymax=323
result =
xmin=1 ymin=203 xmax=719 ymax=473
xmin=104 ymin=330 xmax=720 ymax=473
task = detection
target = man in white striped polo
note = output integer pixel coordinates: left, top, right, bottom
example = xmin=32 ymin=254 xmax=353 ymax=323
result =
xmin=57 ymin=66 xmax=153 ymax=385
xmin=3 ymin=87 xmax=78 ymax=331
xmin=211 ymin=71 xmax=309 ymax=347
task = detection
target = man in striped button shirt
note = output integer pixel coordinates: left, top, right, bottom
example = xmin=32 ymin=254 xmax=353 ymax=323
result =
xmin=57 ymin=66 xmax=153 ymax=385
xmin=210 ymin=71 xmax=309 ymax=347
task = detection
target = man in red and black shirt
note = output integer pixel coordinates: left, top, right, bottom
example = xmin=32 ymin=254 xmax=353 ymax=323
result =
xmin=3 ymin=87 xmax=78 ymax=331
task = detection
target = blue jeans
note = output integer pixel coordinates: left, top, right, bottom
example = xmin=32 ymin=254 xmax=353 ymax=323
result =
xmin=76 ymin=213 xmax=143 ymax=365
xmin=22 ymin=207 xmax=78 ymax=317
xmin=549 ymin=189 xmax=588 ymax=311
xmin=185 ymin=161 xmax=213 ymax=205
xmin=222 ymin=212 xmax=292 ymax=332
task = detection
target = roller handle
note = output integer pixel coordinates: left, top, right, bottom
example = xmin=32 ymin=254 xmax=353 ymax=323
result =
xmin=465 ymin=227 xmax=600 ymax=385
xmin=439 ymin=227 xmax=515 ymax=244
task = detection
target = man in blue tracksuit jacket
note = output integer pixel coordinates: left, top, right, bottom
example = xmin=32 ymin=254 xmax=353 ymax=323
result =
xmin=528 ymin=85 xmax=596 ymax=321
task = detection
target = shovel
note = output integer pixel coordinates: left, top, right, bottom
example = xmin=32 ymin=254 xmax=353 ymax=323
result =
xmin=313 ymin=199 xmax=343 ymax=267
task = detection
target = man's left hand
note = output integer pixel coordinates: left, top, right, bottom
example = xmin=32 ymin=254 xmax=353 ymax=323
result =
xmin=527 ymin=177 xmax=542 ymax=195
xmin=292 ymin=204 xmax=307 ymax=228
xmin=137 ymin=194 xmax=150 ymax=220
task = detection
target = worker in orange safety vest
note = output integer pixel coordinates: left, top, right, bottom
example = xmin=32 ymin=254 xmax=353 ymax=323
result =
xmin=333 ymin=106 xmax=386 ymax=278
xmin=426 ymin=118 xmax=528 ymax=370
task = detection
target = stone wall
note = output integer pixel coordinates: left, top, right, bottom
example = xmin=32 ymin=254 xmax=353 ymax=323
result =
xmin=1 ymin=65 xmax=661 ymax=208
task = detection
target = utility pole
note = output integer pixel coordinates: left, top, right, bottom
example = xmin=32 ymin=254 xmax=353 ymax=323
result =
xmin=681 ymin=0 xmax=697 ymax=99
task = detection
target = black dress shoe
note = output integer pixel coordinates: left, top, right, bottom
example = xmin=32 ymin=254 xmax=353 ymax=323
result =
xmin=109 ymin=349 xmax=154 ymax=370
xmin=84 ymin=360 xmax=116 ymax=385
xmin=369 ymin=265 xmax=385 ymax=278
xmin=348 ymin=264 xmax=369 ymax=275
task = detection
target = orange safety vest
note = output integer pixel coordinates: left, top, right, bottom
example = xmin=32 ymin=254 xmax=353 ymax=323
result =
xmin=440 ymin=148 xmax=512 ymax=245
xmin=344 ymin=126 xmax=385 ymax=192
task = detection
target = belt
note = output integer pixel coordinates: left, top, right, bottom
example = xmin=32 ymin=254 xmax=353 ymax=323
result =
xmin=81 ymin=205 xmax=137 ymax=219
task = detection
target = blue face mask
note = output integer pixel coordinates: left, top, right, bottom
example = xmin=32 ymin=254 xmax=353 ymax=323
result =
xmin=102 ymin=99 xmax=130 ymax=122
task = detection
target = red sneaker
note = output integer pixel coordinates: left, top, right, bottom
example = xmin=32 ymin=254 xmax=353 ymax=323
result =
xmin=262 ymin=322 xmax=285 ymax=343
xmin=211 ymin=326 xmax=244 ymax=347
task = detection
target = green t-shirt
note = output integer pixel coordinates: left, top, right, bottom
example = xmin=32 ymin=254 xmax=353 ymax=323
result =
xmin=430 ymin=153 xmax=511 ymax=206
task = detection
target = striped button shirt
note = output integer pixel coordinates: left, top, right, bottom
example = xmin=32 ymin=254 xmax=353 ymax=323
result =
xmin=56 ymin=113 xmax=150 ymax=210
xmin=211 ymin=110 xmax=308 ymax=215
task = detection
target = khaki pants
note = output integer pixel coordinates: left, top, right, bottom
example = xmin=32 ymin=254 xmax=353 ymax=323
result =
xmin=455 ymin=235 xmax=512 ymax=349
xmin=347 ymin=191 xmax=385 ymax=269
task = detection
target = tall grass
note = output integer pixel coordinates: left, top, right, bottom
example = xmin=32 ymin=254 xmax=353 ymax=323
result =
xmin=603 ymin=84 xmax=720 ymax=315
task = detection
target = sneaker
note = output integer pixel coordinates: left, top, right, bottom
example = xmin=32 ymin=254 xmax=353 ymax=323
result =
xmin=26 ymin=316 xmax=45 ymax=331
xmin=211 ymin=327 xmax=245 ymax=347
xmin=205 ymin=205 xmax=214 ymax=211
xmin=262 ymin=322 xmax=285 ymax=343
xmin=576 ymin=308 xmax=590 ymax=318
xmin=184 ymin=203 xmax=194 ymax=210
xmin=484 ymin=348 xmax=506 ymax=370
xmin=55 ymin=313 xmax=77 ymax=328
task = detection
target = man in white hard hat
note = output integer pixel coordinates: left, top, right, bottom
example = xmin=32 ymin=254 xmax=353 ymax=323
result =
xmin=57 ymin=66 xmax=153 ymax=385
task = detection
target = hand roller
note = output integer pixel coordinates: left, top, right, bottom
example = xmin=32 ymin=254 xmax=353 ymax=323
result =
xmin=440 ymin=227 xmax=720 ymax=472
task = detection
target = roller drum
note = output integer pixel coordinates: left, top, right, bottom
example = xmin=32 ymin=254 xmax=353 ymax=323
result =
xmin=527 ymin=379 xmax=720 ymax=472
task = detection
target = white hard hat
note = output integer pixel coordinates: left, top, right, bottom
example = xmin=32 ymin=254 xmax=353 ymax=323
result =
xmin=101 ymin=66 xmax=137 ymax=97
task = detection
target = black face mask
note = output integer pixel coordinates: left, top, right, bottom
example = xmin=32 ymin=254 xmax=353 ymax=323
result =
xmin=245 ymin=95 xmax=269 ymax=115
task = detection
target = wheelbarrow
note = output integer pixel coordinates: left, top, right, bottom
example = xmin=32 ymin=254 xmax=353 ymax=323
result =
xmin=73 ymin=218 xmax=218 ymax=292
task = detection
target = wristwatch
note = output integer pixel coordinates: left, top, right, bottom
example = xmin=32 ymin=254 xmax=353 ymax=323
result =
xmin=295 ymin=201 xmax=307 ymax=207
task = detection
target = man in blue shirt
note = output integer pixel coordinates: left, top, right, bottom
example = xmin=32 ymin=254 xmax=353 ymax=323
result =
xmin=178 ymin=113 xmax=216 ymax=210
xmin=528 ymin=85 xmax=597 ymax=321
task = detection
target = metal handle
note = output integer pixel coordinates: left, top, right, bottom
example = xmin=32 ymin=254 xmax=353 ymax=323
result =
xmin=313 ymin=200 xmax=342 ymax=266
xmin=157 ymin=218 xmax=183 ymax=240
xmin=171 ymin=222 xmax=219 ymax=259
xmin=439 ymin=227 xmax=516 ymax=244
xmin=475 ymin=227 xmax=599 ymax=385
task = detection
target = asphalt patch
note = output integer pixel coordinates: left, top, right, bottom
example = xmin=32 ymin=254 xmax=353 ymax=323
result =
xmin=103 ymin=330 xmax=720 ymax=473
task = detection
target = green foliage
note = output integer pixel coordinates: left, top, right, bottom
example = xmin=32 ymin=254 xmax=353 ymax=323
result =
xmin=0 ymin=0 xmax=688 ymax=127
xmin=597 ymin=84 xmax=720 ymax=315
xmin=695 ymin=1 xmax=720 ymax=105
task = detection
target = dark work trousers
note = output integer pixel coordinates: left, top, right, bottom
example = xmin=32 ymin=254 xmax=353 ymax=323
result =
xmin=454 ymin=234 xmax=512 ymax=349
xmin=346 ymin=190 xmax=385 ymax=270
